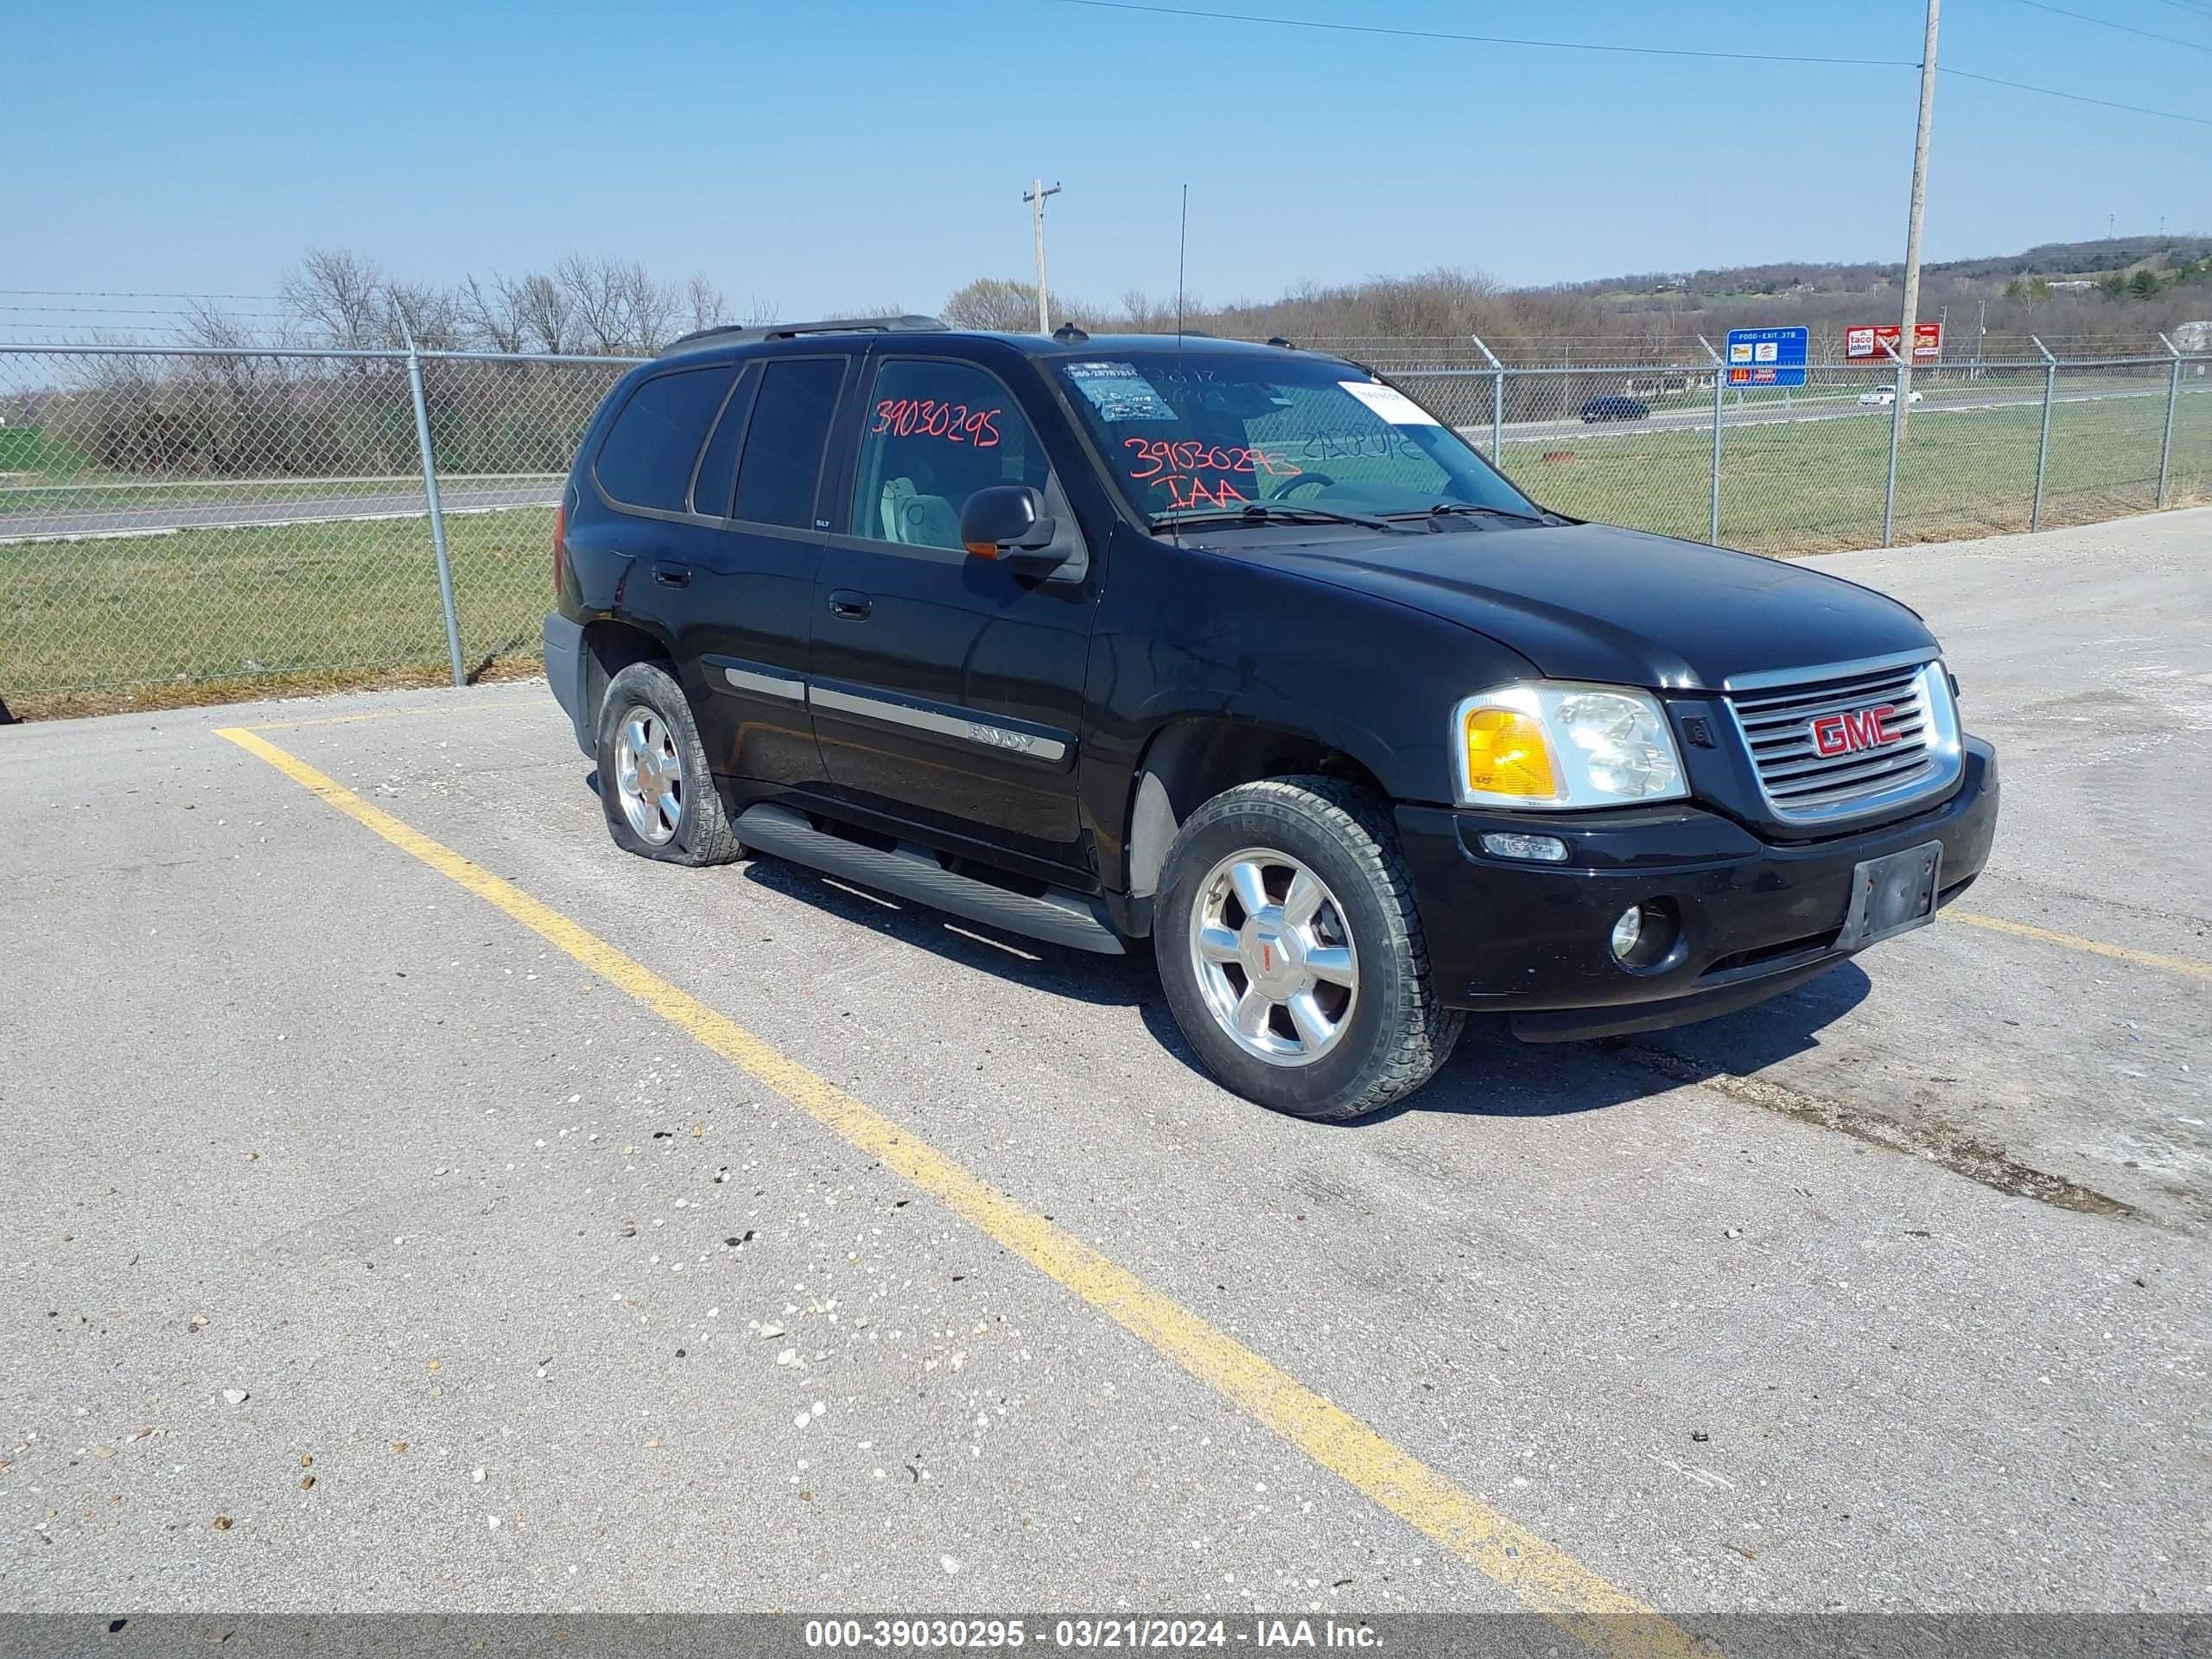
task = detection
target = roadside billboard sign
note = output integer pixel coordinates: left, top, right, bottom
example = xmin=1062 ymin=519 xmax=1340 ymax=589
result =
xmin=1847 ymin=322 xmax=1942 ymax=362
xmin=1725 ymin=325 xmax=1808 ymax=387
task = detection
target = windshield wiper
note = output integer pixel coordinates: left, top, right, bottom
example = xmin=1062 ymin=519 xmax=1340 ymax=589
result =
xmin=1154 ymin=503 xmax=1408 ymax=534
xmin=1398 ymin=502 xmax=1552 ymax=526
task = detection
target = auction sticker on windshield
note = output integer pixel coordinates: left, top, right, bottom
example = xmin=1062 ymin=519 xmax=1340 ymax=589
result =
xmin=1338 ymin=380 xmax=1440 ymax=425
xmin=1064 ymin=361 xmax=1177 ymax=423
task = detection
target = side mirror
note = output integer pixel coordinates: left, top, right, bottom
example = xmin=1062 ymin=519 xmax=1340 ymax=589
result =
xmin=960 ymin=485 xmax=1061 ymax=566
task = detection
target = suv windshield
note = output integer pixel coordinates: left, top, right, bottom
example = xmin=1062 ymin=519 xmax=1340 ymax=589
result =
xmin=1051 ymin=349 xmax=1544 ymax=529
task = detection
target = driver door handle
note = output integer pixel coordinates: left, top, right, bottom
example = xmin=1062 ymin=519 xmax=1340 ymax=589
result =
xmin=828 ymin=590 xmax=872 ymax=620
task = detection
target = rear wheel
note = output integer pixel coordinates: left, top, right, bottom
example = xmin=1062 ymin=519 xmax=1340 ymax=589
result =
xmin=1154 ymin=777 xmax=1460 ymax=1121
xmin=594 ymin=660 xmax=741 ymax=867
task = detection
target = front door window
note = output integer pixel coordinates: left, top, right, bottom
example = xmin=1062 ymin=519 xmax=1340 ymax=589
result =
xmin=849 ymin=360 xmax=1052 ymax=549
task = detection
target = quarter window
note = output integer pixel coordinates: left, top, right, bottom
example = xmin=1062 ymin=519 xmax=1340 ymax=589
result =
xmin=688 ymin=365 xmax=757 ymax=518
xmin=850 ymin=360 xmax=1051 ymax=550
xmin=594 ymin=365 xmax=736 ymax=513
xmin=733 ymin=357 xmax=848 ymax=531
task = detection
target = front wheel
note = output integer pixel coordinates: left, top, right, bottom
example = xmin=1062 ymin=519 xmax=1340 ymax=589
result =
xmin=1154 ymin=778 xmax=1461 ymax=1121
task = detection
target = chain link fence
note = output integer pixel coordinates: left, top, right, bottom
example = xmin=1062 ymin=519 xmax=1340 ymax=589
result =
xmin=2 ymin=339 xmax=2206 ymax=717
xmin=1394 ymin=341 xmax=2208 ymax=556
xmin=0 ymin=344 xmax=633 ymax=715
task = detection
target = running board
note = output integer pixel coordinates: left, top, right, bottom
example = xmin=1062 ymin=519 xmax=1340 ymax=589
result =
xmin=734 ymin=804 xmax=1125 ymax=957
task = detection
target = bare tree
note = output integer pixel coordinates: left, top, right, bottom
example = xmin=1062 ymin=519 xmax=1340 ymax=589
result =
xmin=942 ymin=277 xmax=1040 ymax=331
xmin=282 ymin=248 xmax=385 ymax=349
xmin=684 ymin=272 xmax=728 ymax=334
xmin=513 ymin=272 xmax=573 ymax=355
xmin=556 ymin=254 xmax=682 ymax=354
xmin=1116 ymin=287 xmax=1175 ymax=331
xmin=379 ymin=279 xmax=463 ymax=351
xmin=555 ymin=255 xmax=621 ymax=353
xmin=625 ymin=263 xmax=681 ymax=352
xmin=179 ymin=299 xmax=270 ymax=353
xmin=459 ymin=274 xmax=527 ymax=353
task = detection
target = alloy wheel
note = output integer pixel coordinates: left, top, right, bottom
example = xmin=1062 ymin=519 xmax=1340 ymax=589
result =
xmin=1187 ymin=848 xmax=1360 ymax=1066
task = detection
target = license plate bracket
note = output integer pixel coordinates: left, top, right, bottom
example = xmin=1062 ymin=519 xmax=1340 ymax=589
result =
xmin=1836 ymin=840 xmax=1942 ymax=952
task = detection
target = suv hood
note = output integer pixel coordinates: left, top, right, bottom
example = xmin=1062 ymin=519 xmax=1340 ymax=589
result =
xmin=1251 ymin=523 xmax=1936 ymax=689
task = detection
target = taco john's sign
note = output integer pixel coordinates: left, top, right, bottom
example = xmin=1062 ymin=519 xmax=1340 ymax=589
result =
xmin=1846 ymin=322 xmax=1942 ymax=363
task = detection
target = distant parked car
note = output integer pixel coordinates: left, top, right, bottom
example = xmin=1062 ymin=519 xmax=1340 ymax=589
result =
xmin=1858 ymin=387 xmax=1925 ymax=406
xmin=1580 ymin=396 xmax=1650 ymax=423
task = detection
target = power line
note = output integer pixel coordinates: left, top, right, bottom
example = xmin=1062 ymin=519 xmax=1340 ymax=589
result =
xmin=0 ymin=288 xmax=286 ymax=302
xmin=1058 ymin=0 xmax=2212 ymax=127
xmin=1941 ymin=65 xmax=2212 ymax=126
xmin=0 ymin=304 xmax=296 ymax=319
xmin=2005 ymin=0 xmax=2212 ymax=53
xmin=1056 ymin=0 xmax=1915 ymax=66
xmin=2141 ymin=0 xmax=2212 ymax=22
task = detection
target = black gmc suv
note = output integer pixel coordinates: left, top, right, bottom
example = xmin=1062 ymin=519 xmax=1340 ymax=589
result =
xmin=544 ymin=316 xmax=1999 ymax=1121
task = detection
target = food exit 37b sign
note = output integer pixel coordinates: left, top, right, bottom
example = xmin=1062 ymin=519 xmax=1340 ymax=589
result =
xmin=1726 ymin=326 xmax=1808 ymax=387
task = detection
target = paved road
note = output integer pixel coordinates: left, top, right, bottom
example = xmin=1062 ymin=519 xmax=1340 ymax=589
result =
xmin=1452 ymin=380 xmax=2211 ymax=449
xmin=0 ymin=482 xmax=556 ymax=543
xmin=1 ymin=512 xmax=2206 ymax=1633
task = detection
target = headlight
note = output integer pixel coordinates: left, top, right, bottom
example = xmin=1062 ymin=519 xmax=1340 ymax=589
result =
xmin=1451 ymin=683 xmax=1688 ymax=809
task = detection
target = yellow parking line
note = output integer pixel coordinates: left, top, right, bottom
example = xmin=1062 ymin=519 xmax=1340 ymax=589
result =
xmin=1946 ymin=911 xmax=2210 ymax=982
xmin=247 ymin=696 xmax=543 ymax=732
xmin=214 ymin=723 xmax=1705 ymax=1659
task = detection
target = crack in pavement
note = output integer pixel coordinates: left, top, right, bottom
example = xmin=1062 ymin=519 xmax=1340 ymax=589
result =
xmin=1605 ymin=1039 xmax=2139 ymax=1223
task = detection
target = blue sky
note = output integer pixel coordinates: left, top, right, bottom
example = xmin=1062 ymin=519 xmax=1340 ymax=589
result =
xmin=9 ymin=0 xmax=2209 ymax=320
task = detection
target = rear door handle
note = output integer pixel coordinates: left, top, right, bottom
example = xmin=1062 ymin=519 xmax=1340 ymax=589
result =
xmin=828 ymin=590 xmax=872 ymax=620
xmin=652 ymin=563 xmax=691 ymax=588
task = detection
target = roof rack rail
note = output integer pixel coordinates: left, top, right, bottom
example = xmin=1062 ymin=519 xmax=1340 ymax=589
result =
xmin=658 ymin=314 xmax=948 ymax=356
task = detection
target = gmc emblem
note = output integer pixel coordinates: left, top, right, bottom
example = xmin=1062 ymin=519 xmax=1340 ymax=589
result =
xmin=1810 ymin=703 xmax=1901 ymax=757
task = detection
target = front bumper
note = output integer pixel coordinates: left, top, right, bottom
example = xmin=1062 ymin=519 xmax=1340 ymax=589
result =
xmin=1396 ymin=739 xmax=1999 ymax=1041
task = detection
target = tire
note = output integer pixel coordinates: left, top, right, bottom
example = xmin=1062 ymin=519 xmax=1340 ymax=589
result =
xmin=1154 ymin=777 xmax=1462 ymax=1122
xmin=593 ymin=660 xmax=742 ymax=868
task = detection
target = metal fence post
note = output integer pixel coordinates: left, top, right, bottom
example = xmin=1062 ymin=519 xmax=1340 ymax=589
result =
xmin=2030 ymin=335 xmax=2056 ymax=532
xmin=404 ymin=325 xmax=467 ymax=688
xmin=1470 ymin=334 xmax=1505 ymax=469
xmin=2157 ymin=333 xmax=2182 ymax=510
xmin=1697 ymin=336 xmax=1724 ymax=545
xmin=1881 ymin=340 xmax=1906 ymax=548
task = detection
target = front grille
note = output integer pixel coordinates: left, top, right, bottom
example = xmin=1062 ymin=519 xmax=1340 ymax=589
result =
xmin=1725 ymin=654 xmax=1961 ymax=827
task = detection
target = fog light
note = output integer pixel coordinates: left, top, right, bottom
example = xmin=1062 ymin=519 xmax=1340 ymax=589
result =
xmin=1479 ymin=831 xmax=1569 ymax=863
xmin=1607 ymin=899 xmax=1681 ymax=971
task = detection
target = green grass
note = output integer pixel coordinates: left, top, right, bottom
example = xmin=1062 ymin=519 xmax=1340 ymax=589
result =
xmin=1500 ymin=388 xmax=2209 ymax=553
xmin=0 ymin=424 xmax=92 ymax=474
xmin=0 ymin=507 xmax=554 ymax=714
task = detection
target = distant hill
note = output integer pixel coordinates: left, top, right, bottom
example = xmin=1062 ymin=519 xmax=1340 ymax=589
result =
xmin=1564 ymin=236 xmax=2212 ymax=300
xmin=1420 ymin=234 xmax=2209 ymax=362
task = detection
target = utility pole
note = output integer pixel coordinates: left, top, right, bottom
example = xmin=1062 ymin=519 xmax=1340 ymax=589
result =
xmin=1023 ymin=180 xmax=1062 ymax=335
xmin=1896 ymin=0 xmax=1938 ymax=442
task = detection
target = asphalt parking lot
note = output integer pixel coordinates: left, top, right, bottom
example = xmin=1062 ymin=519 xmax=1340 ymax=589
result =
xmin=3 ymin=509 xmax=2207 ymax=1638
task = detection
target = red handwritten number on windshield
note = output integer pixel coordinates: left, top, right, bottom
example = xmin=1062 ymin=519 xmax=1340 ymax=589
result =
xmin=872 ymin=398 xmax=1001 ymax=447
xmin=1159 ymin=476 xmax=1249 ymax=510
xmin=1122 ymin=436 xmax=1299 ymax=509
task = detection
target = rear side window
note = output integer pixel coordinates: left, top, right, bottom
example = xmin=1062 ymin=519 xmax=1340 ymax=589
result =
xmin=689 ymin=365 xmax=757 ymax=518
xmin=734 ymin=357 xmax=847 ymax=530
xmin=594 ymin=365 xmax=736 ymax=513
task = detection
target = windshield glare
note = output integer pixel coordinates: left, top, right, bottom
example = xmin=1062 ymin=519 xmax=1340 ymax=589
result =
xmin=1051 ymin=351 xmax=1541 ymax=527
